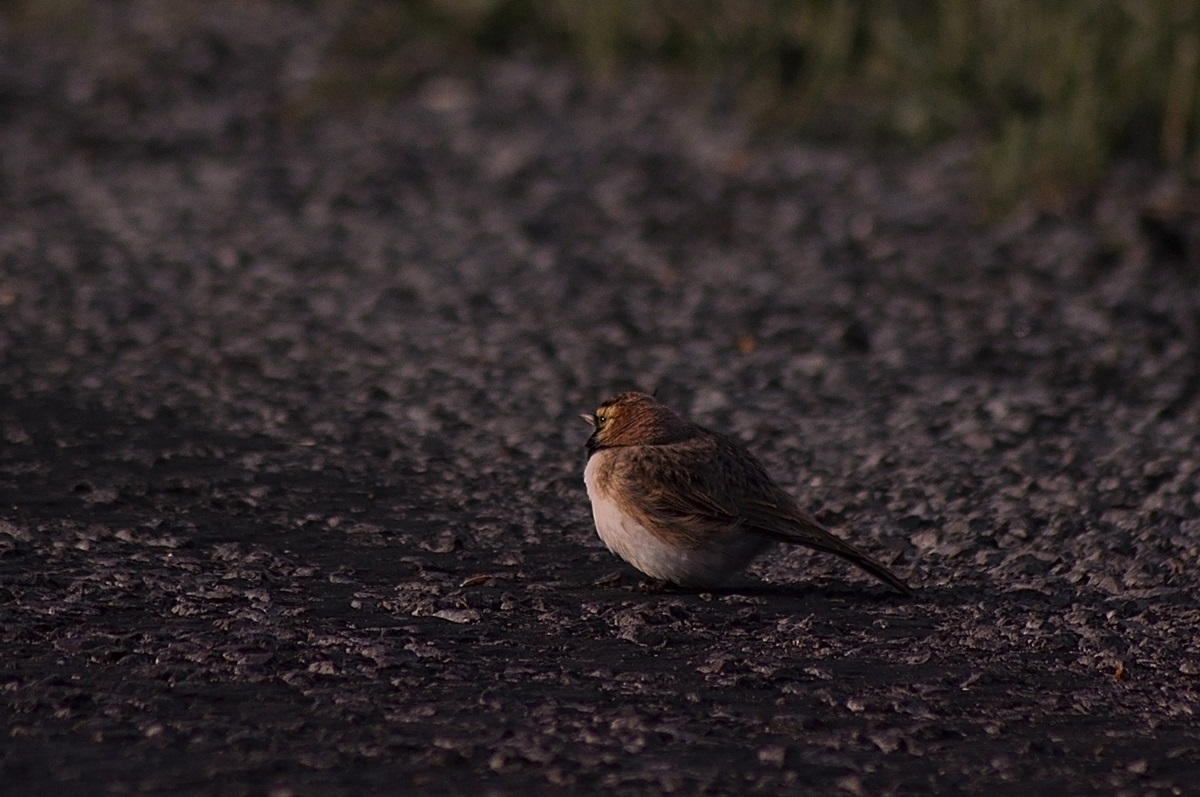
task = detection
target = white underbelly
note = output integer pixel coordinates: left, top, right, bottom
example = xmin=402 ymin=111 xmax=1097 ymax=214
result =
xmin=583 ymin=454 xmax=762 ymax=587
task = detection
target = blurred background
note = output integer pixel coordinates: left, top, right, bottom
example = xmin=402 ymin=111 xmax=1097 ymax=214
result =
xmin=7 ymin=0 xmax=1200 ymax=210
xmin=321 ymin=0 xmax=1200 ymax=209
xmin=9 ymin=0 xmax=1200 ymax=209
xmin=3 ymin=0 xmax=1198 ymax=461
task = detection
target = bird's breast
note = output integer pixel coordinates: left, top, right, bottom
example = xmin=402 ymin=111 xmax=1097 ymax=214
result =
xmin=584 ymin=452 xmax=657 ymax=564
xmin=583 ymin=450 xmax=762 ymax=587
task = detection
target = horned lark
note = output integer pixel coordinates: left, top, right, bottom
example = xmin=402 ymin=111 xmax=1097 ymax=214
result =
xmin=582 ymin=392 xmax=912 ymax=595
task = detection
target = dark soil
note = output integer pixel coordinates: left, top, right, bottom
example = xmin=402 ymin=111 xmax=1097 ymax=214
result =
xmin=2 ymin=4 xmax=1199 ymax=795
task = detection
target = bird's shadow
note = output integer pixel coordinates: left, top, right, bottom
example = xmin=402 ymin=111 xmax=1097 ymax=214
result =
xmin=615 ymin=575 xmax=984 ymax=606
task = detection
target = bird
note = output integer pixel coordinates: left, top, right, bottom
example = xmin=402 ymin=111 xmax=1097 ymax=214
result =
xmin=581 ymin=391 xmax=913 ymax=595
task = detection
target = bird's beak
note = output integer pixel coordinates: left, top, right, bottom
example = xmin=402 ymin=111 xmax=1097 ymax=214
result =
xmin=580 ymin=413 xmax=596 ymax=427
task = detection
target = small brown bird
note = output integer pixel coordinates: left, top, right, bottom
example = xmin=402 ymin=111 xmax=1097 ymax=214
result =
xmin=582 ymin=392 xmax=912 ymax=595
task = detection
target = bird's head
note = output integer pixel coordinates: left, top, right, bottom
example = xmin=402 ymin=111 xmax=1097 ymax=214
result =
xmin=582 ymin=392 xmax=694 ymax=455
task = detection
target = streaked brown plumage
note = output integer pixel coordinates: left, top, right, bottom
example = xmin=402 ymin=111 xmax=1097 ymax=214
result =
xmin=582 ymin=392 xmax=913 ymax=595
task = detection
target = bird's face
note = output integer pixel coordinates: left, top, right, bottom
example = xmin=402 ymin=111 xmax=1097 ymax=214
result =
xmin=582 ymin=392 xmax=691 ymax=454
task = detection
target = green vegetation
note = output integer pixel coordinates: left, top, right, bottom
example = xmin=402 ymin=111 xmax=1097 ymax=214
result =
xmin=324 ymin=0 xmax=1200 ymax=207
xmin=6 ymin=0 xmax=1200 ymax=205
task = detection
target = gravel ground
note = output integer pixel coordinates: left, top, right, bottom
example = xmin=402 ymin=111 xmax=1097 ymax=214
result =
xmin=2 ymin=3 xmax=1200 ymax=795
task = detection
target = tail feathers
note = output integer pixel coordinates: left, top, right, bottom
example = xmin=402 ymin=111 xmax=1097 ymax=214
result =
xmin=754 ymin=524 xmax=914 ymax=596
xmin=828 ymin=544 xmax=914 ymax=596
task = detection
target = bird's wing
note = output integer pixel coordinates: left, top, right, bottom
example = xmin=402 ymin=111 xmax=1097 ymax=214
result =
xmin=616 ymin=443 xmax=743 ymax=544
xmin=624 ymin=437 xmax=913 ymax=594
xmin=621 ymin=436 xmax=812 ymax=538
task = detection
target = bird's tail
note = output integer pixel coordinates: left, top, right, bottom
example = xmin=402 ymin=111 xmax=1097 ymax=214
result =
xmin=824 ymin=539 xmax=914 ymax=596
xmin=757 ymin=522 xmax=914 ymax=596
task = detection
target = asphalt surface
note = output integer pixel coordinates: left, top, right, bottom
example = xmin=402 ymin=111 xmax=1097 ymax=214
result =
xmin=2 ymin=4 xmax=1199 ymax=795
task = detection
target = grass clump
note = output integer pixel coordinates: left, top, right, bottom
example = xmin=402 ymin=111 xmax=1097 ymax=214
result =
xmin=324 ymin=0 xmax=1200 ymax=206
xmin=5 ymin=0 xmax=1199 ymax=204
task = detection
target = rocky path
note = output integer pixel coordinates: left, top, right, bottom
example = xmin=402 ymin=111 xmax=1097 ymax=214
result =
xmin=2 ymin=4 xmax=1198 ymax=795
